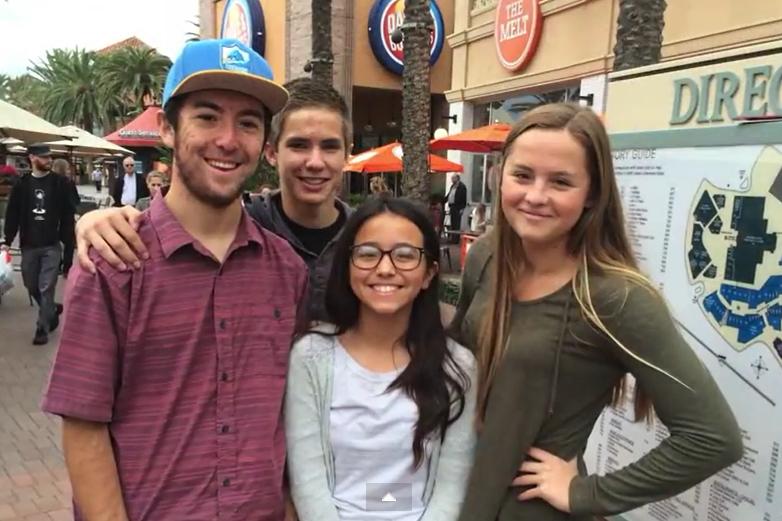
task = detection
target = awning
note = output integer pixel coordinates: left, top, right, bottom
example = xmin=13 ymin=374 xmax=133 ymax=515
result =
xmin=104 ymin=106 xmax=162 ymax=147
xmin=44 ymin=126 xmax=133 ymax=156
xmin=345 ymin=142 xmax=464 ymax=174
xmin=0 ymin=100 xmax=77 ymax=144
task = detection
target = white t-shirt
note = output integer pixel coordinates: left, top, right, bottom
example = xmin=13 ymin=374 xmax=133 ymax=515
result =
xmin=330 ymin=342 xmax=429 ymax=521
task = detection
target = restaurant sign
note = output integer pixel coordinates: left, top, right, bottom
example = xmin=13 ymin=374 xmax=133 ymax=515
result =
xmin=495 ymin=0 xmax=543 ymax=72
xmin=367 ymin=0 xmax=445 ymax=76
xmin=220 ymin=0 xmax=266 ymax=56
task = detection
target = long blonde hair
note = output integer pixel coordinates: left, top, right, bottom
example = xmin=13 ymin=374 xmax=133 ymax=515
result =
xmin=476 ymin=103 xmax=688 ymax=424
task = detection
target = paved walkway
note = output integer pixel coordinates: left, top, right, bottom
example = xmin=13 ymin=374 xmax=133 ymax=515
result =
xmin=0 ymin=265 xmax=71 ymax=520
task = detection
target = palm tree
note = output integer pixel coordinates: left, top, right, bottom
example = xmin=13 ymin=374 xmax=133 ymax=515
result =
xmin=4 ymin=74 xmax=45 ymax=113
xmin=29 ymin=48 xmax=120 ymax=133
xmin=186 ymin=18 xmax=201 ymax=42
xmin=0 ymin=74 xmax=10 ymax=101
xmin=613 ymin=0 xmax=667 ymax=71
xmin=100 ymin=47 xmax=172 ymax=112
xmin=400 ymin=0 xmax=432 ymax=204
xmin=310 ymin=0 xmax=334 ymax=84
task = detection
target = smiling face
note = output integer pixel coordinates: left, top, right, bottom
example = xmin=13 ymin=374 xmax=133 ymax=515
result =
xmin=265 ymin=107 xmax=346 ymax=212
xmin=349 ymin=212 xmax=436 ymax=319
xmin=500 ymin=128 xmax=592 ymax=250
xmin=159 ymin=89 xmax=265 ymax=208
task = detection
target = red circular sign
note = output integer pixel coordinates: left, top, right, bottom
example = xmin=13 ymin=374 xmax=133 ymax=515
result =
xmin=494 ymin=0 xmax=543 ymax=71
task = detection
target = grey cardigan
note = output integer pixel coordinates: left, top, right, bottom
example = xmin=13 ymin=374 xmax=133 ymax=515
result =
xmin=285 ymin=330 xmax=478 ymax=521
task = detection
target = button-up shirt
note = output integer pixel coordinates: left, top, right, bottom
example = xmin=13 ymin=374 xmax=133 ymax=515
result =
xmin=42 ymin=195 xmax=308 ymax=521
xmin=121 ymin=173 xmax=137 ymax=205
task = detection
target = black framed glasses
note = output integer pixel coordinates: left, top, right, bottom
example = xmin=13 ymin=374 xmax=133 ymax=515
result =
xmin=123 ymin=163 xmax=135 ymax=168
xmin=350 ymin=244 xmax=426 ymax=271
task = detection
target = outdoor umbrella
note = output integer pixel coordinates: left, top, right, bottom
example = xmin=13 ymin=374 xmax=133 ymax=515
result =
xmin=44 ymin=126 xmax=133 ymax=156
xmin=0 ymin=100 xmax=77 ymax=143
xmin=345 ymin=142 xmax=463 ymax=174
xmin=104 ymin=106 xmax=162 ymax=148
xmin=429 ymin=123 xmax=511 ymax=153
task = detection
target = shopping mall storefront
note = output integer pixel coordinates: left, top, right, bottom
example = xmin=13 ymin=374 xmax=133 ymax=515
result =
xmin=446 ymin=0 xmax=782 ymax=207
xmin=201 ymin=0 xmax=457 ymax=196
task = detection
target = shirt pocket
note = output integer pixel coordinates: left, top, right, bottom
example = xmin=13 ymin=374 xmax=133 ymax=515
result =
xmin=245 ymin=301 xmax=298 ymax=376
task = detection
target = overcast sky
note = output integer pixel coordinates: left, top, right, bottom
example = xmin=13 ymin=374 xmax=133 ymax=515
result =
xmin=0 ymin=0 xmax=199 ymax=77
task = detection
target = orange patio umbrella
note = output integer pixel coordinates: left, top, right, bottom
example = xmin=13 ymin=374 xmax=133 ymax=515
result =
xmin=429 ymin=123 xmax=511 ymax=153
xmin=345 ymin=142 xmax=463 ymax=174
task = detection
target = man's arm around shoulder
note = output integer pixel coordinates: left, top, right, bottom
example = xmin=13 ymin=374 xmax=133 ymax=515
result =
xmin=63 ymin=418 xmax=129 ymax=521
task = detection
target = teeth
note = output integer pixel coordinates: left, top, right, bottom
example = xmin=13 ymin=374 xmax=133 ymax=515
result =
xmin=372 ymin=285 xmax=399 ymax=294
xmin=207 ymin=160 xmax=238 ymax=169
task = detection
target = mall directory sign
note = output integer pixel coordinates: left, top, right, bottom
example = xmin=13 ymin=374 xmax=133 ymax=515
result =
xmin=367 ymin=0 xmax=445 ymax=76
xmin=495 ymin=0 xmax=542 ymax=72
xmin=221 ymin=0 xmax=266 ymax=56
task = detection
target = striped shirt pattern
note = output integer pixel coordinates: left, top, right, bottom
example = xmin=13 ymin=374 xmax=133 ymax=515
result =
xmin=42 ymin=195 xmax=308 ymax=521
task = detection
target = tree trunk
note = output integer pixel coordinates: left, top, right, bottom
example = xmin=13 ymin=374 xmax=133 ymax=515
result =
xmin=311 ymin=0 xmax=334 ymax=85
xmin=400 ymin=0 xmax=431 ymax=205
xmin=613 ymin=0 xmax=667 ymax=71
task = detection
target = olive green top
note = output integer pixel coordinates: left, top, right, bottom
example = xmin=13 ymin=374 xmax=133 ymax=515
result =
xmin=448 ymin=238 xmax=742 ymax=521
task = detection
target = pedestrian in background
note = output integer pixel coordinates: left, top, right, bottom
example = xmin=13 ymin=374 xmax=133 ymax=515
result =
xmin=134 ymin=170 xmax=169 ymax=211
xmin=449 ymin=103 xmax=742 ymax=520
xmin=51 ymin=158 xmax=80 ymax=277
xmin=445 ymin=174 xmax=466 ymax=243
xmin=369 ymin=175 xmax=391 ymax=197
xmin=1 ymin=145 xmax=74 ymax=344
xmin=111 ymin=156 xmax=149 ymax=207
xmin=91 ymin=165 xmax=104 ymax=192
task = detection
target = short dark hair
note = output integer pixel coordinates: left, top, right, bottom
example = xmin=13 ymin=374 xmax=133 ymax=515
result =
xmin=320 ymin=196 xmax=469 ymax=467
xmin=163 ymin=92 xmax=271 ymax=146
xmin=268 ymin=78 xmax=352 ymax=152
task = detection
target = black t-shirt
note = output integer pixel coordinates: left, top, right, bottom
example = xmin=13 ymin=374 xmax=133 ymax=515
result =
xmin=24 ymin=174 xmax=62 ymax=248
xmin=273 ymin=195 xmax=346 ymax=256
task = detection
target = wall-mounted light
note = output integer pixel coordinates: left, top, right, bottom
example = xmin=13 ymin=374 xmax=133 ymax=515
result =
xmin=390 ymin=21 xmax=434 ymax=45
xmin=433 ymin=128 xmax=449 ymax=140
xmin=577 ymin=94 xmax=594 ymax=106
xmin=442 ymin=114 xmax=458 ymax=124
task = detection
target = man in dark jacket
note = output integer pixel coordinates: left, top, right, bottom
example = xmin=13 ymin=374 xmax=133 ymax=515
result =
xmin=111 ymin=157 xmax=149 ymax=206
xmin=445 ymin=174 xmax=467 ymax=241
xmin=1 ymin=145 xmax=75 ymax=344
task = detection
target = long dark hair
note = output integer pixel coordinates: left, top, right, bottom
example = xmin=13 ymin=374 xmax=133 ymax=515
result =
xmin=322 ymin=196 xmax=469 ymax=467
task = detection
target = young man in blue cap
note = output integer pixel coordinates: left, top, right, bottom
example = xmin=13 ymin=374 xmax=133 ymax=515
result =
xmin=1 ymin=144 xmax=74 ymax=344
xmin=42 ymin=39 xmax=307 ymax=521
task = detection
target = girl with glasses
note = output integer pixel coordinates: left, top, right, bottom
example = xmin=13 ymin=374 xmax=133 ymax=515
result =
xmin=285 ymin=196 xmax=476 ymax=521
xmin=449 ymin=103 xmax=742 ymax=520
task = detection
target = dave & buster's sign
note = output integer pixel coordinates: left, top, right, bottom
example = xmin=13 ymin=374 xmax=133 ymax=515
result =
xmin=495 ymin=0 xmax=542 ymax=71
xmin=220 ymin=0 xmax=267 ymax=56
xmin=367 ymin=0 xmax=445 ymax=76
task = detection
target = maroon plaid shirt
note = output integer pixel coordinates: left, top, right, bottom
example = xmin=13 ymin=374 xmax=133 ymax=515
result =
xmin=42 ymin=195 xmax=308 ymax=521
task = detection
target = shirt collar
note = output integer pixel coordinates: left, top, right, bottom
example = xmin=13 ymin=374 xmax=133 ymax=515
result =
xmin=149 ymin=195 xmax=264 ymax=259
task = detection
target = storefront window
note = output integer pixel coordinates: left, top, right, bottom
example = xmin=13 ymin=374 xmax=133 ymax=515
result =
xmin=469 ymin=85 xmax=581 ymax=204
xmin=472 ymin=0 xmax=497 ymax=11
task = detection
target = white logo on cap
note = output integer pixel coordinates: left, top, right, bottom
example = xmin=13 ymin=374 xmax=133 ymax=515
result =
xmin=220 ymin=44 xmax=251 ymax=72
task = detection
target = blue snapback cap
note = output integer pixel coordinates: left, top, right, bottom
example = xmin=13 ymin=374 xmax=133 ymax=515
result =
xmin=162 ymin=38 xmax=288 ymax=113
